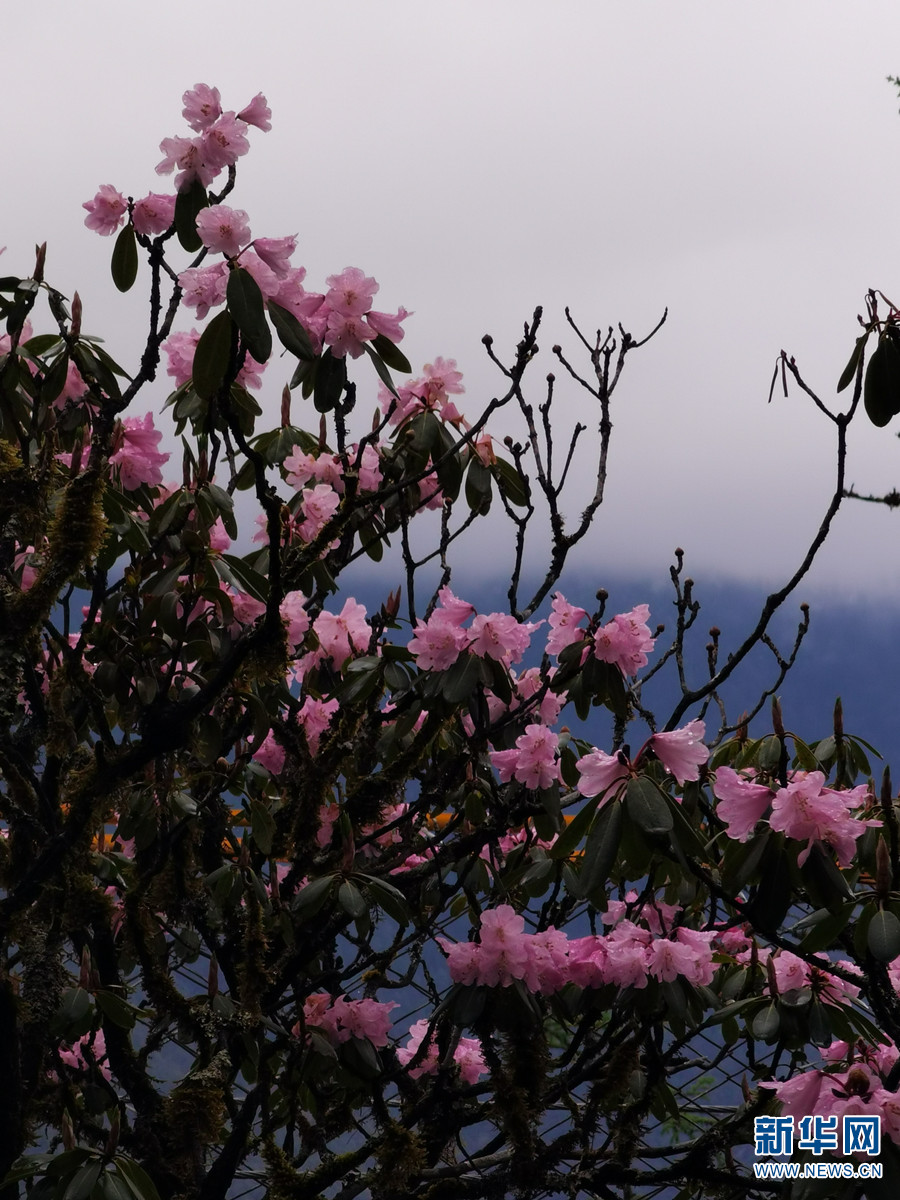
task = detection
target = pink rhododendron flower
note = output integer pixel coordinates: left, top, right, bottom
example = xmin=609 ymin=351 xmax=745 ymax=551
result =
xmin=223 ymin=586 xmax=266 ymax=629
xmin=396 ymin=1020 xmax=487 ymax=1085
xmin=299 ymin=995 xmax=396 ymax=1047
xmin=196 ymin=204 xmax=251 ymax=257
xmin=208 ymin=517 xmax=231 ymax=552
xmin=593 ymin=604 xmax=655 ymax=676
xmin=575 ymin=748 xmax=630 ymax=799
xmin=297 ymin=483 xmax=341 ymax=543
xmin=182 ymin=83 xmax=222 ymax=131
xmin=200 ymin=113 xmax=251 ymax=170
xmin=280 ymin=591 xmax=310 ymax=647
xmin=325 ymin=266 xmax=378 ymax=316
xmin=769 ymin=771 xmax=877 ymax=866
xmin=252 ymin=235 xmax=297 ymax=279
xmin=110 ymin=412 xmax=169 ymax=490
xmin=647 ymin=937 xmax=697 ymax=983
xmin=238 ymin=92 xmax=272 ymax=131
xmin=58 ymin=1030 xmax=111 ymax=1081
xmin=546 ymin=592 xmax=588 ymax=655
xmin=83 ymin=185 xmax=127 ymax=236
xmin=650 ymin=720 xmax=708 ymax=784
xmin=490 ymin=724 xmax=559 ymax=790
xmin=469 ymin=612 xmax=542 ymax=664
xmin=355 ymin=443 xmax=382 ymax=491
xmin=422 ymin=356 xmax=465 ymax=403
xmin=252 ymin=730 xmax=285 ymax=776
xmin=132 ymin=192 xmax=176 ymax=236
xmin=331 ymin=996 xmax=397 ymax=1046
xmin=283 ymin=448 xmax=344 ymax=493
xmin=366 ymin=305 xmax=410 ymax=343
xmin=178 ymin=263 xmax=229 ymax=320
xmin=298 ymin=696 xmax=340 ymax=753
xmin=156 ymin=135 xmax=217 ymax=190
xmin=408 ymin=613 xmax=469 ymax=672
xmin=313 ymin=598 xmax=371 ymax=669
xmin=324 ymin=310 xmax=377 ymax=359
xmin=711 ymin=766 xmax=774 ymax=841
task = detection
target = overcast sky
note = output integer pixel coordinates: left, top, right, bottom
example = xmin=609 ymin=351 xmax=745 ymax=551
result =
xmin=8 ymin=1 xmax=900 ymax=601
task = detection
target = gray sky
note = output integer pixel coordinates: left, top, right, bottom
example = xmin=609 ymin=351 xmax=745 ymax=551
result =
xmin=8 ymin=1 xmax=900 ymax=599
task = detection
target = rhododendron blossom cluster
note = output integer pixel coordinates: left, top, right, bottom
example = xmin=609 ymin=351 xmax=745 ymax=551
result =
xmin=437 ymin=903 xmax=717 ymax=994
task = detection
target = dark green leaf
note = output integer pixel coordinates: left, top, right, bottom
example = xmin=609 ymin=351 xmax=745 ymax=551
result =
xmin=798 ymin=903 xmax=856 ymax=954
xmin=361 ymin=876 xmax=410 ymax=925
xmin=579 ymin=798 xmax=623 ymax=899
xmin=111 ymin=224 xmax=138 ymax=292
xmin=62 ymin=1160 xmax=102 ymax=1200
xmin=464 ymin=457 xmax=492 ymax=513
xmin=751 ymin=1001 xmax=781 ymax=1042
xmin=550 ymin=797 xmax=600 ymax=860
xmin=314 ymin=349 xmax=347 ymax=412
xmin=864 ymin=331 xmax=900 ymax=427
xmin=40 ymin=351 xmax=70 ymax=405
xmin=493 ymin=456 xmax=529 ymax=507
xmin=363 ymin=342 xmax=399 ymax=398
xmin=226 ymin=267 xmax=272 ymax=363
xmin=95 ymin=989 xmax=137 ymax=1031
xmin=625 ymin=777 xmax=673 ymax=835
xmin=268 ymin=300 xmax=316 ymax=360
xmin=338 ymin=880 xmax=367 ymax=919
xmin=113 ymin=1156 xmax=162 ymax=1200
xmin=218 ymin=553 xmax=270 ymax=603
xmin=370 ymin=332 xmax=412 ymax=373
xmin=293 ymin=874 xmax=336 ymax=915
xmin=837 ymin=333 xmax=868 ymax=393
xmin=192 ymin=311 xmax=235 ymax=400
xmin=868 ymin=908 xmax=900 ymax=961
xmin=250 ymin=800 xmax=276 ymax=856
xmin=24 ymin=334 xmax=63 ymax=356
xmin=174 ymin=180 xmax=208 ymax=253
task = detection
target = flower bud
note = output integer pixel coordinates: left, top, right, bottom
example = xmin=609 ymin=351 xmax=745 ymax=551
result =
xmin=71 ymin=291 xmax=82 ymax=338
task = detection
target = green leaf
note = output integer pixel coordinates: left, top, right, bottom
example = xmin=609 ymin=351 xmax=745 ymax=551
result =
xmin=293 ymin=874 xmax=336 ymax=915
xmin=550 ymin=797 xmax=600 ymax=860
xmin=362 ymin=342 xmax=399 ymax=399
xmin=798 ymin=903 xmax=856 ymax=954
xmin=440 ymin=652 xmax=485 ymax=704
xmin=493 ymin=456 xmax=529 ymax=507
xmin=40 ymin=351 xmax=70 ymax=405
xmin=836 ymin=333 xmax=868 ymax=393
xmin=338 ymin=880 xmax=367 ymax=919
xmin=95 ymin=989 xmax=137 ymax=1031
xmin=226 ymin=266 xmax=272 ymax=363
xmin=868 ymin=908 xmax=900 ymax=961
xmin=268 ymin=300 xmax=316 ymax=360
xmin=751 ymin=1001 xmax=781 ymax=1043
xmin=113 ymin=1156 xmax=162 ymax=1200
xmin=314 ymin=348 xmax=347 ymax=412
xmin=464 ymin=457 xmax=493 ymax=514
xmin=579 ymin=798 xmax=624 ymax=899
xmin=174 ymin=179 xmax=208 ymax=253
xmin=864 ymin=329 xmax=900 ymax=427
xmin=625 ymin=777 xmax=673 ymax=835
xmin=111 ymin=223 xmax=138 ymax=292
xmin=250 ymin=800 xmax=276 ymax=856
xmin=370 ymin=332 xmax=412 ymax=373
xmin=360 ymin=875 xmax=410 ymax=926
xmin=51 ymin=986 xmax=94 ymax=1039
xmin=24 ymin=333 xmax=63 ymax=356
xmin=192 ymin=311 xmax=235 ymax=400
xmin=62 ymin=1160 xmax=102 ymax=1200
xmin=218 ymin=553 xmax=270 ymax=603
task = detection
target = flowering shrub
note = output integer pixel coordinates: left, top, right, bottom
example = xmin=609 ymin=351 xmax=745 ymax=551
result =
xmin=2 ymin=81 xmax=900 ymax=1200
